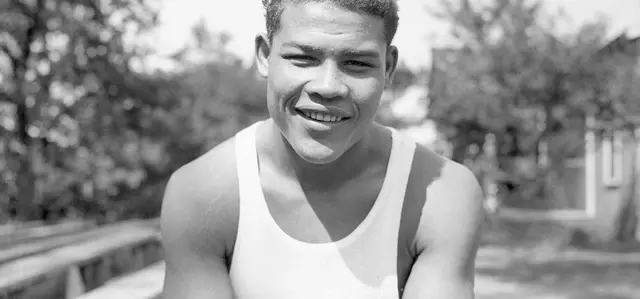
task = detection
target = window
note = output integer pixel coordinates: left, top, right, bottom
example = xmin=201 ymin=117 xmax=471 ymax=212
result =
xmin=602 ymin=131 xmax=624 ymax=187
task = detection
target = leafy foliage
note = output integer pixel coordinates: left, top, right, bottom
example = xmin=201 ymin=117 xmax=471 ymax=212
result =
xmin=0 ymin=1 xmax=268 ymax=222
xmin=429 ymin=0 xmax=640 ymax=240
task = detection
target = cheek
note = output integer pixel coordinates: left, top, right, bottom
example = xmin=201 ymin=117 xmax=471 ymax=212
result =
xmin=266 ymin=83 xmax=290 ymax=112
xmin=268 ymin=65 xmax=302 ymax=106
xmin=351 ymin=81 xmax=384 ymax=113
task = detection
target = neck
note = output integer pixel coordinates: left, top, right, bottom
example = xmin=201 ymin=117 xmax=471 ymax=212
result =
xmin=261 ymin=119 xmax=386 ymax=190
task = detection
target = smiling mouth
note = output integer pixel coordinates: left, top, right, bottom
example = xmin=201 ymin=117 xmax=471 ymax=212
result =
xmin=296 ymin=109 xmax=350 ymax=124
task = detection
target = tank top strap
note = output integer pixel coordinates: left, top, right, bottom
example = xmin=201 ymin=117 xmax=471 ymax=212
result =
xmin=384 ymin=128 xmax=417 ymax=202
xmin=235 ymin=121 xmax=264 ymax=208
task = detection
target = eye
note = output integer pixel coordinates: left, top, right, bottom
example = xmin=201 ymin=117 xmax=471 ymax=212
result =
xmin=345 ymin=60 xmax=374 ymax=72
xmin=347 ymin=61 xmax=371 ymax=67
xmin=283 ymin=54 xmax=316 ymax=66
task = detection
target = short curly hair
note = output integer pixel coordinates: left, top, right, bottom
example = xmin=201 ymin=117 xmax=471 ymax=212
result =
xmin=262 ymin=0 xmax=400 ymax=46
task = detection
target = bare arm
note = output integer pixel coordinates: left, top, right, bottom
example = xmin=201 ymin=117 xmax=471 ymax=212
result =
xmin=402 ymin=161 xmax=485 ymax=299
xmin=161 ymin=141 xmax=239 ymax=299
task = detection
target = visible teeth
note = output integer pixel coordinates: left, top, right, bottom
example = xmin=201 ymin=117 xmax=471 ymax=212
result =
xmin=300 ymin=111 xmax=345 ymax=123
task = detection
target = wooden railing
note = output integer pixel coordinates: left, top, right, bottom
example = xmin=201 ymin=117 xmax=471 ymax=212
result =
xmin=76 ymin=261 xmax=165 ymax=299
xmin=0 ymin=219 xmax=155 ymax=264
xmin=0 ymin=220 xmax=96 ymax=247
xmin=0 ymin=218 xmax=162 ymax=299
xmin=0 ymin=221 xmax=45 ymax=234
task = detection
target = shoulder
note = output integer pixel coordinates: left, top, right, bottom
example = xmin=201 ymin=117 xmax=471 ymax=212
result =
xmin=416 ymin=145 xmax=483 ymax=203
xmin=399 ymin=146 xmax=483 ymax=299
xmin=160 ymin=134 xmax=240 ymax=260
xmin=404 ymin=141 xmax=484 ymax=253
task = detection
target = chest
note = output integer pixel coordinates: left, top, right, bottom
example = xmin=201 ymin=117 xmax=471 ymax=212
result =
xmin=257 ymin=168 xmax=416 ymax=293
xmin=260 ymin=167 xmax=384 ymax=244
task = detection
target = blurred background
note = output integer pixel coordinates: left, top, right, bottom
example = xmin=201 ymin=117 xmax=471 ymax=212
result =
xmin=1 ymin=0 xmax=640 ymax=298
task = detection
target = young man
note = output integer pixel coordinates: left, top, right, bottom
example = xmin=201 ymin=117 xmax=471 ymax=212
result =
xmin=160 ymin=0 xmax=484 ymax=298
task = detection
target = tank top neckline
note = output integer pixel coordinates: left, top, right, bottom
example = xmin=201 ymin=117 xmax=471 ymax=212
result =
xmin=240 ymin=120 xmax=406 ymax=250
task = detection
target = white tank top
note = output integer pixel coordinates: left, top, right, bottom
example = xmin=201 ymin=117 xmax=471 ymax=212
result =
xmin=229 ymin=121 xmax=416 ymax=299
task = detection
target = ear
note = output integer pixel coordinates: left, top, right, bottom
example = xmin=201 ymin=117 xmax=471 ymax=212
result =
xmin=255 ymin=33 xmax=271 ymax=78
xmin=384 ymin=45 xmax=399 ymax=88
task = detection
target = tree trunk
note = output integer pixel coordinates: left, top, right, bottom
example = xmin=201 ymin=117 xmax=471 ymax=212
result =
xmin=451 ymin=142 xmax=468 ymax=164
xmin=614 ymin=130 xmax=638 ymax=242
xmin=14 ymin=102 xmax=38 ymax=221
xmin=10 ymin=0 xmax=44 ymax=221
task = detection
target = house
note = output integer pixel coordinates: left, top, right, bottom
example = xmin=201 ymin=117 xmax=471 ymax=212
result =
xmin=548 ymin=33 xmax=640 ymax=239
xmin=428 ymin=33 xmax=640 ymax=240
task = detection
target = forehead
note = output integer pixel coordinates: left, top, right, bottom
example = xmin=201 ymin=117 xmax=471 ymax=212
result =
xmin=274 ymin=2 xmax=386 ymax=52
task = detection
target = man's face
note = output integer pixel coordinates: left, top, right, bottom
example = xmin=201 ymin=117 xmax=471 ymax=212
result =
xmin=257 ymin=2 xmax=397 ymax=164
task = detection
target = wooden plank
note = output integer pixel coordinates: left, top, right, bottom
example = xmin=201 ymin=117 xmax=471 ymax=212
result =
xmin=0 ymin=226 xmax=160 ymax=294
xmin=66 ymin=265 xmax=86 ymax=299
xmin=76 ymin=261 xmax=165 ymax=299
xmin=0 ymin=219 xmax=159 ymax=264
xmin=0 ymin=220 xmax=86 ymax=238
xmin=0 ymin=221 xmax=45 ymax=234
xmin=498 ymin=207 xmax=593 ymax=222
xmin=0 ymin=220 xmax=96 ymax=247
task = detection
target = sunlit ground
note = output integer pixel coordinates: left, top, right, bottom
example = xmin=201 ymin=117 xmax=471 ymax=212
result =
xmin=476 ymin=219 xmax=640 ymax=299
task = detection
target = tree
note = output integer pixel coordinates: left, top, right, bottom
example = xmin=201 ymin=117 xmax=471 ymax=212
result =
xmin=0 ymin=0 xmax=173 ymax=221
xmin=169 ymin=19 xmax=268 ymax=146
xmin=115 ymin=23 xmax=271 ymax=220
xmin=0 ymin=1 xmax=271 ymax=223
xmin=431 ymin=0 xmax=584 ymax=194
xmin=429 ymin=0 xmax=640 ymax=241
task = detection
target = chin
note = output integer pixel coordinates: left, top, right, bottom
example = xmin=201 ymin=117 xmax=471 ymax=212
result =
xmin=293 ymin=140 xmax=343 ymax=165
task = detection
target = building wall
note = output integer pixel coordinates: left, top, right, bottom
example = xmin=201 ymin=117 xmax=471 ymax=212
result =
xmin=554 ymin=158 xmax=587 ymax=210
xmin=583 ymin=129 xmax=636 ymax=240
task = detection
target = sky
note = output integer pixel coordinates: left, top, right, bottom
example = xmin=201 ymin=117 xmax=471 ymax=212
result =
xmin=150 ymin=0 xmax=640 ymax=71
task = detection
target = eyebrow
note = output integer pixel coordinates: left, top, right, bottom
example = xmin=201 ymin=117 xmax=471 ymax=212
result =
xmin=282 ymin=42 xmax=380 ymax=58
xmin=343 ymin=49 xmax=380 ymax=58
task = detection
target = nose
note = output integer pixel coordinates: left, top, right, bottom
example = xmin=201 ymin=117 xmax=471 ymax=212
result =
xmin=306 ymin=61 xmax=348 ymax=100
